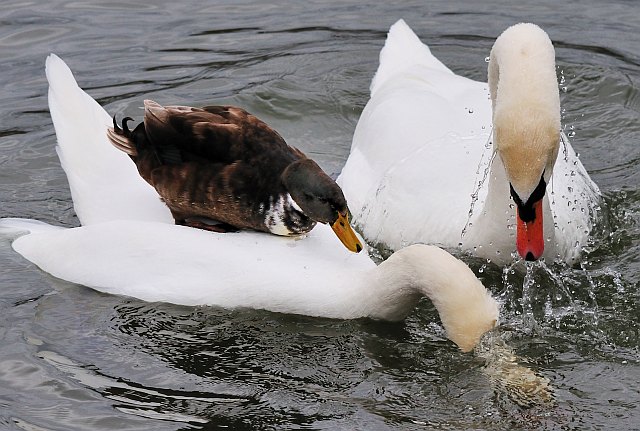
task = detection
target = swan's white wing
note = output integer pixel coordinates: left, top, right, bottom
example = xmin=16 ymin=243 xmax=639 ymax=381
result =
xmin=369 ymin=19 xmax=453 ymax=96
xmin=47 ymin=54 xmax=172 ymax=225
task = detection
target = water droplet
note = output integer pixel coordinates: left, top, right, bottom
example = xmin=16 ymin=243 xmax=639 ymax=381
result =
xmin=484 ymin=56 xmax=490 ymax=63
xmin=468 ymin=108 xmax=474 ymax=114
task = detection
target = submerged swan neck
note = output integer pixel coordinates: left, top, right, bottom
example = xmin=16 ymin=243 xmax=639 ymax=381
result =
xmin=376 ymin=245 xmax=499 ymax=352
xmin=487 ymin=23 xmax=561 ymax=202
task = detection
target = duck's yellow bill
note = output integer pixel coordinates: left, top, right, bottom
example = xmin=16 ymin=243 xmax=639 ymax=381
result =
xmin=331 ymin=212 xmax=363 ymax=253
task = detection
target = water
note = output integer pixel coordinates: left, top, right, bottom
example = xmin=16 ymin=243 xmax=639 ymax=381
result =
xmin=1 ymin=0 xmax=639 ymax=429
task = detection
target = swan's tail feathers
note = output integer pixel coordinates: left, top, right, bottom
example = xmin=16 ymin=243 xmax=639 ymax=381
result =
xmin=107 ymin=116 xmax=138 ymax=157
xmin=370 ymin=19 xmax=453 ymax=96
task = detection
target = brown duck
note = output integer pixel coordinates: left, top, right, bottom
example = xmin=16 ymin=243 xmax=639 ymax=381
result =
xmin=107 ymin=100 xmax=362 ymax=253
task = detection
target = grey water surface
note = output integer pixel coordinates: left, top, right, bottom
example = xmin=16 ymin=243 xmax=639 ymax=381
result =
xmin=0 ymin=1 xmax=639 ymax=429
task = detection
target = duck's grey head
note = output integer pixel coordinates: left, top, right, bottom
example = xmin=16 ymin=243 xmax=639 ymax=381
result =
xmin=282 ymin=158 xmax=363 ymax=253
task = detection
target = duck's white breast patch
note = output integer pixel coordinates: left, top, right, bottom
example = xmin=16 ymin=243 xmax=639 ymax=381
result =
xmin=264 ymin=194 xmax=295 ymax=236
xmin=287 ymin=194 xmax=303 ymax=213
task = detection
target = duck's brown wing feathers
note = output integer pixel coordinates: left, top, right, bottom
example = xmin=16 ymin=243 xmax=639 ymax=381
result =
xmin=147 ymin=158 xmax=267 ymax=229
xmin=142 ymin=100 xmax=302 ymax=166
xmin=106 ymin=100 xmax=310 ymax=232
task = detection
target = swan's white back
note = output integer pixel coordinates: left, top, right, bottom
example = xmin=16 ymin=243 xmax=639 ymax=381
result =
xmin=47 ymin=54 xmax=172 ymax=225
xmin=339 ymin=20 xmax=493 ymax=249
xmin=7 ymin=219 xmax=384 ymax=318
xmin=2 ymin=215 xmax=499 ymax=350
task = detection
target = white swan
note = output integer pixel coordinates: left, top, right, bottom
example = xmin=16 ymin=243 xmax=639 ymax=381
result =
xmin=338 ymin=20 xmax=600 ymax=265
xmin=0 ymin=54 xmax=500 ymax=352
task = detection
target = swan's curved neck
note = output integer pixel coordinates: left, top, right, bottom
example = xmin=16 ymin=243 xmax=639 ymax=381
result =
xmin=370 ymin=245 xmax=499 ymax=352
xmin=488 ymin=24 xmax=559 ymax=117
xmin=487 ymin=23 xmax=560 ymax=201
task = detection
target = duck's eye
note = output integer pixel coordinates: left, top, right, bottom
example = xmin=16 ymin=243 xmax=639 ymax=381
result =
xmin=305 ymin=193 xmax=328 ymax=204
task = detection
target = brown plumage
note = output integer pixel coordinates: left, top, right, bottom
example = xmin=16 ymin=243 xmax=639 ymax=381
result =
xmin=106 ymin=100 xmax=362 ymax=252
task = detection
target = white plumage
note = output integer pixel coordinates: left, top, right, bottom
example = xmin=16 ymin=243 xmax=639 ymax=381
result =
xmin=0 ymin=53 xmax=501 ymax=352
xmin=338 ymin=20 xmax=600 ymax=264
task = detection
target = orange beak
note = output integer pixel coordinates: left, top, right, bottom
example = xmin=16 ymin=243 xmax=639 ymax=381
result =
xmin=516 ymin=199 xmax=544 ymax=261
xmin=331 ymin=212 xmax=363 ymax=253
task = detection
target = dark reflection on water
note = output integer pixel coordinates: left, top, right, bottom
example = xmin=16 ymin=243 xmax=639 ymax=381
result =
xmin=1 ymin=0 xmax=639 ymax=429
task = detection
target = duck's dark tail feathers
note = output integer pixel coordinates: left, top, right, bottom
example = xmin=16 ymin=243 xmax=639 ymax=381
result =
xmin=107 ymin=116 xmax=139 ymax=157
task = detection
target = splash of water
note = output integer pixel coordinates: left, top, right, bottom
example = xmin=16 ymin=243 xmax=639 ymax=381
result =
xmin=519 ymin=263 xmax=539 ymax=332
xmin=579 ymin=260 xmax=599 ymax=327
xmin=476 ymin=331 xmax=554 ymax=408
xmin=538 ymin=259 xmax=603 ymax=331
xmin=460 ymin=134 xmax=494 ymax=243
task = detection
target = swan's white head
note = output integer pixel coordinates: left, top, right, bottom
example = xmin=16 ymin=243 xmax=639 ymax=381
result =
xmin=380 ymin=245 xmax=500 ymax=352
xmin=488 ymin=23 xmax=561 ymax=261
